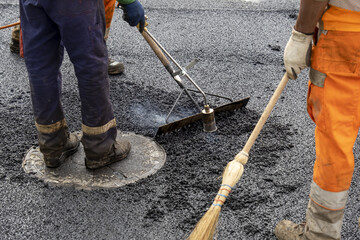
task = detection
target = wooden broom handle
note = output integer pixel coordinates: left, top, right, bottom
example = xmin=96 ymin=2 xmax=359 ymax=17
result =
xmin=242 ymin=73 xmax=289 ymax=154
xmin=0 ymin=21 xmax=20 ymax=30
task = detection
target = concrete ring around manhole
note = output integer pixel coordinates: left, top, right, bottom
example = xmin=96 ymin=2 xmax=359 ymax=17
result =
xmin=22 ymin=131 xmax=166 ymax=190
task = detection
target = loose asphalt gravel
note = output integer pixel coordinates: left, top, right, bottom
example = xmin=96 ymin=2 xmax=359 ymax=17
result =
xmin=0 ymin=0 xmax=359 ymax=239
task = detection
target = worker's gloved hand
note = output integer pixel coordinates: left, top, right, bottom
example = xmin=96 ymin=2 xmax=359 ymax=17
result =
xmin=284 ymin=28 xmax=313 ymax=80
xmin=120 ymin=0 xmax=145 ymax=32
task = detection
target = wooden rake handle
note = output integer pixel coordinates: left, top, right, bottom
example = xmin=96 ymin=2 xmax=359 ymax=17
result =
xmin=235 ymin=73 xmax=289 ymax=164
xmin=141 ymin=29 xmax=174 ymax=73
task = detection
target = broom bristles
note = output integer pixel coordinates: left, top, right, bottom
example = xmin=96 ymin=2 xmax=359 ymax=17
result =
xmin=187 ymin=205 xmax=221 ymax=240
xmin=188 ymin=160 xmax=244 ymax=240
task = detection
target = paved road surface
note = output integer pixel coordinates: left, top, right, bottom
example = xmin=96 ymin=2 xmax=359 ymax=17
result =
xmin=0 ymin=0 xmax=359 ymax=239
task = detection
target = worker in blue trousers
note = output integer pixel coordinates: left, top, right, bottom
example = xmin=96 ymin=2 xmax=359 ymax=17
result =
xmin=20 ymin=0 xmax=145 ymax=169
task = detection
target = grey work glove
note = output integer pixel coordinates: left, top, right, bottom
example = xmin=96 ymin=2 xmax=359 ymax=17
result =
xmin=284 ymin=28 xmax=313 ymax=80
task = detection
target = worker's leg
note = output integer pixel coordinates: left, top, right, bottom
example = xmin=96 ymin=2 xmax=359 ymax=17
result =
xmin=306 ymin=88 xmax=357 ymax=239
xmin=44 ymin=0 xmax=124 ymax=162
xmin=104 ymin=0 xmax=116 ymax=40
xmin=275 ymin=30 xmax=360 ymax=240
xmin=104 ymin=0 xmax=125 ymax=75
xmin=19 ymin=0 xmax=78 ymax=167
xmin=304 ymin=30 xmax=360 ymax=239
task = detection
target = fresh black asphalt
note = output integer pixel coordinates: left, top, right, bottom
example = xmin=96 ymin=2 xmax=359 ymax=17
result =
xmin=0 ymin=0 xmax=359 ymax=239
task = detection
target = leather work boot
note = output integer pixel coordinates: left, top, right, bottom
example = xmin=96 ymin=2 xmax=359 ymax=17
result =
xmin=43 ymin=133 xmax=80 ymax=168
xmin=108 ymin=58 xmax=125 ymax=75
xmin=10 ymin=25 xmax=20 ymax=54
xmin=85 ymin=139 xmax=131 ymax=169
xmin=274 ymin=220 xmax=306 ymax=240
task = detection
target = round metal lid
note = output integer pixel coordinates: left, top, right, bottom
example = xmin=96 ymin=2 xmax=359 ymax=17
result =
xmin=22 ymin=131 xmax=166 ymax=190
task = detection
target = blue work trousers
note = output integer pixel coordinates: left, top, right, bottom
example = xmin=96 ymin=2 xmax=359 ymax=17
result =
xmin=20 ymin=0 xmax=117 ymax=158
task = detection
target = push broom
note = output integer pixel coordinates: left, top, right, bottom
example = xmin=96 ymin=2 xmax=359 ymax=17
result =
xmin=187 ymin=73 xmax=289 ymax=240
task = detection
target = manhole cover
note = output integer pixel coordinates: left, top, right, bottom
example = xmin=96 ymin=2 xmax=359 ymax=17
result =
xmin=22 ymin=131 xmax=166 ymax=190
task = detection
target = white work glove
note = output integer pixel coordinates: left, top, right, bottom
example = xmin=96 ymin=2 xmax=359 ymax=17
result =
xmin=284 ymin=28 xmax=313 ymax=80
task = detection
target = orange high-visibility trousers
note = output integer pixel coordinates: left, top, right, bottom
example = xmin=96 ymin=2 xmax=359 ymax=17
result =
xmin=308 ymin=30 xmax=360 ymax=193
xmin=305 ymin=30 xmax=360 ymax=239
xmin=104 ymin=0 xmax=116 ymax=40
xmin=104 ymin=0 xmax=116 ymax=29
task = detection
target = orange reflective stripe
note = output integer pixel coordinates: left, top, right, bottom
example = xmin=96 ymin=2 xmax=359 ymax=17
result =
xmin=104 ymin=0 xmax=116 ymax=29
xmin=322 ymin=5 xmax=360 ymax=31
